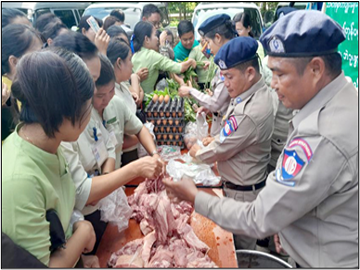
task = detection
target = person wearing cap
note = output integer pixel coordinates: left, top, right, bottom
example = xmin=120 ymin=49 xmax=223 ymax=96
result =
xmin=188 ymin=36 xmax=274 ymax=250
xmin=163 ymin=10 xmax=358 ymax=267
xmin=177 ymin=14 xmax=235 ymax=136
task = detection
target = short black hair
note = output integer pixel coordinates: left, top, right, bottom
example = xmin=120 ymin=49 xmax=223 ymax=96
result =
xmin=177 ymin=20 xmax=194 ymax=37
xmin=42 ymin=21 xmax=67 ymax=41
xmin=107 ymin=25 xmax=129 ymax=42
xmin=107 ymin=37 xmax=130 ymax=64
xmin=11 ymin=50 xmax=94 ymax=138
xmin=35 ymin=12 xmax=62 ymax=33
xmin=2 ymin=24 xmax=42 ymax=75
xmin=142 ymin=4 xmax=160 ymax=19
xmin=110 ymin=9 xmax=125 ymax=22
xmin=52 ymin=31 xmax=98 ymax=61
xmin=133 ymin=21 xmax=153 ymax=53
xmin=1 ymin=8 xmax=28 ymax=28
xmin=77 ymin=15 xmax=103 ymax=32
xmin=205 ymin=19 xmax=236 ymax=40
xmin=289 ymin=53 xmax=342 ymax=78
xmin=233 ymin=12 xmax=254 ymax=37
xmin=103 ymin=16 xmax=120 ymax=31
xmin=234 ymin=57 xmax=260 ymax=74
xmin=96 ymin=54 xmax=115 ymax=87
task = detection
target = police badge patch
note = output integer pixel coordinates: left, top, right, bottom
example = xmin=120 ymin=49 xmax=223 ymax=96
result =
xmin=269 ymin=36 xmax=285 ymax=53
xmin=218 ymin=59 xmax=227 ymax=69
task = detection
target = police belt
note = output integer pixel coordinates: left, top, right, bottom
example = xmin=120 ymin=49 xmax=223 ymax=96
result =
xmin=223 ymin=179 xmax=266 ymax=191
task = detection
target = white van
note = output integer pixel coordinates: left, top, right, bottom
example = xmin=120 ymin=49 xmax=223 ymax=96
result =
xmin=192 ymin=2 xmax=264 ymax=41
xmin=83 ymin=2 xmax=170 ymax=30
xmin=2 ymin=2 xmax=91 ymax=29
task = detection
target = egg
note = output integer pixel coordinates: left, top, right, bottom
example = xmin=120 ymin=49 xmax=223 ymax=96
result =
xmin=158 ymin=95 xmax=164 ymax=103
xmin=164 ymin=95 xmax=170 ymax=103
xmin=152 ymin=94 xmax=158 ymax=102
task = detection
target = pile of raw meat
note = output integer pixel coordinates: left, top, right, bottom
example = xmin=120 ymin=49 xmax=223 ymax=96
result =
xmin=108 ymin=177 xmax=218 ymax=268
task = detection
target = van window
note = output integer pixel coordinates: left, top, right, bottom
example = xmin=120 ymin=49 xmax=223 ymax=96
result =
xmin=53 ymin=9 xmax=77 ymax=28
xmin=78 ymin=9 xmax=85 ymax=17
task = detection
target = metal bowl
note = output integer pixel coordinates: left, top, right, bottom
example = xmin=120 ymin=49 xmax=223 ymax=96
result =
xmin=236 ymin=250 xmax=292 ymax=268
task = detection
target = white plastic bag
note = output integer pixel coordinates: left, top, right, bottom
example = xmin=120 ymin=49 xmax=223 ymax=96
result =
xmin=183 ymin=113 xmax=209 ymax=149
xmin=157 ymin=145 xmax=182 ymax=161
xmin=138 ymin=122 xmax=156 ymax=158
xmin=98 ymin=187 xmax=132 ymax=232
xmin=69 ymin=209 xmax=84 ymax=232
xmin=166 ymin=154 xmax=221 ymax=186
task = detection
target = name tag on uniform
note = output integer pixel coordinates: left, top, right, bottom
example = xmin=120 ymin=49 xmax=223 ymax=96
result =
xmin=108 ymin=131 xmax=118 ymax=148
xmin=91 ymin=139 xmax=108 ymax=168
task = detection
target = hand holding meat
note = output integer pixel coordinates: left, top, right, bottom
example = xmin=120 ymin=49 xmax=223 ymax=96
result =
xmin=163 ymin=176 xmax=198 ymax=204
xmin=136 ymin=156 xmax=164 ymax=179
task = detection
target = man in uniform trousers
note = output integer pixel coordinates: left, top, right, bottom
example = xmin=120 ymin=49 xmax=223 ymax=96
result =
xmin=163 ymin=10 xmax=358 ymax=268
xmin=187 ymin=36 xmax=274 ymax=250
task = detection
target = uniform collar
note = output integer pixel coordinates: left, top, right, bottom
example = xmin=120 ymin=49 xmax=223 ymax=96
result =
xmin=231 ymin=77 xmax=265 ymax=106
xmin=292 ymin=72 xmax=348 ymax=130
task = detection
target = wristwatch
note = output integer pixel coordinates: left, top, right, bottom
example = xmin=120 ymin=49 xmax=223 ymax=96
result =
xmin=151 ymin=149 xmax=158 ymax=156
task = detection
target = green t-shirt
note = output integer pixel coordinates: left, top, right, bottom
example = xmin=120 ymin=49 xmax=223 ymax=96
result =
xmin=189 ymin=44 xmax=210 ymax=84
xmin=132 ymin=47 xmax=182 ymax=94
xmin=174 ymin=39 xmax=200 ymax=62
xmin=2 ymin=124 xmax=75 ymax=266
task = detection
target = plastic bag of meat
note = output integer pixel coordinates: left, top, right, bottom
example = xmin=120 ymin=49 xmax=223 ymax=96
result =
xmin=166 ymin=155 xmax=221 ymax=186
xmin=98 ymin=187 xmax=132 ymax=232
xmin=157 ymin=145 xmax=182 ymax=161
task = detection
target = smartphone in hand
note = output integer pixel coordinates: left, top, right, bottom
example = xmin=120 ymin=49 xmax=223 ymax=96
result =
xmin=86 ymin=16 xmax=100 ymax=33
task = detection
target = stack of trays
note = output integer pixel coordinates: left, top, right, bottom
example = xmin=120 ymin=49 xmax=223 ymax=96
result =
xmin=146 ymin=97 xmax=185 ymax=149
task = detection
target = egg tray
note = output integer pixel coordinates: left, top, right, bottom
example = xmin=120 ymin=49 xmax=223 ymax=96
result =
xmin=156 ymin=139 xmax=184 ymax=148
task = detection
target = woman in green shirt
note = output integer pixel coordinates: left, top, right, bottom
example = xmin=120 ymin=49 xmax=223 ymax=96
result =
xmin=2 ymin=49 xmax=96 ymax=267
xmin=131 ymin=21 xmax=197 ymax=94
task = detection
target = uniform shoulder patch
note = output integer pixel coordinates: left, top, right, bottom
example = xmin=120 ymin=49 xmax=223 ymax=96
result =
xmin=219 ymin=117 xmax=238 ymax=143
xmin=288 ymin=138 xmax=313 ymax=161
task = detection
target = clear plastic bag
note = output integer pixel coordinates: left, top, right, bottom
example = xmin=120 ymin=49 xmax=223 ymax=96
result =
xmin=69 ymin=209 xmax=84 ymax=232
xmin=98 ymin=187 xmax=132 ymax=232
xmin=166 ymin=154 xmax=221 ymax=186
xmin=183 ymin=112 xmax=209 ymax=149
xmin=138 ymin=122 xmax=156 ymax=158
xmin=157 ymin=145 xmax=182 ymax=161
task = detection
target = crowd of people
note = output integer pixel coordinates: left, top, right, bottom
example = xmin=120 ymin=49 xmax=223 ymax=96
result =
xmin=1 ymin=4 xmax=358 ymax=268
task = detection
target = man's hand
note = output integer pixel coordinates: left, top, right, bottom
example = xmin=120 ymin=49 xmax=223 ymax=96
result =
xmin=136 ymin=156 xmax=164 ymax=179
xmin=189 ymin=144 xmax=201 ymax=158
xmin=94 ymin=28 xmax=110 ymax=55
xmin=136 ymin=68 xmax=149 ymax=82
xmin=163 ymin=176 xmax=198 ymax=204
xmin=178 ymin=85 xmax=191 ymax=97
xmin=197 ymin=106 xmax=210 ymax=115
xmin=274 ymin=234 xmax=288 ymax=255
xmin=205 ymin=88 xmax=213 ymax=96
xmin=81 ymin=255 xmax=100 ymax=268
xmin=202 ymin=136 xmax=214 ymax=147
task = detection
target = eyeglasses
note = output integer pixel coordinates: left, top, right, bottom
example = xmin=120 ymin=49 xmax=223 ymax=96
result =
xmin=149 ymin=21 xmax=161 ymax=28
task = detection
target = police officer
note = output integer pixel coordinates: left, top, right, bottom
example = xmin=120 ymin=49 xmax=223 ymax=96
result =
xmin=177 ymin=14 xmax=235 ymax=136
xmin=187 ymin=36 xmax=274 ymax=250
xmin=163 ymin=10 xmax=358 ymax=267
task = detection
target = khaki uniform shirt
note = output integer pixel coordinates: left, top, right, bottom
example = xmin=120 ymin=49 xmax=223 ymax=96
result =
xmin=132 ymin=47 xmax=182 ymax=94
xmin=190 ymin=68 xmax=231 ymax=136
xmin=195 ymin=78 xmax=273 ymax=186
xmin=103 ymin=95 xmax=143 ymax=169
xmin=61 ymin=108 xmax=116 ymax=216
xmin=194 ymin=73 xmax=358 ymax=267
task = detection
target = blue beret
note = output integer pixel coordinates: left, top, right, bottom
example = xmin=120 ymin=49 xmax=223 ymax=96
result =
xmin=198 ymin=14 xmax=231 ymax=36
xmin=260 ymin=10 xmax=345 ymax=57
xmin=214 ymin=37 xmax=258 ymax=70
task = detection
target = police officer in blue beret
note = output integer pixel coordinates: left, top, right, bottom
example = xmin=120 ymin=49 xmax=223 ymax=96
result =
xmin=177 ymin=14 xmax=236 ymax=137
xmin=180 ymin=35 xmax=275 ymax=251
xmin=164 ymin=10 xmax=358 ymax=268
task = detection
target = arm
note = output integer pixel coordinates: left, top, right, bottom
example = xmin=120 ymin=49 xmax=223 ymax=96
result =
xmin=100 ymin=122 xmax=116 ymax=173
xmin=49 ymin=220 xmax=95 ymax=268
xmin=180 ymin=59 xmax=197 ymax=73
xmin=135 ymin=126 xmax=157 ymax=156
xmin=122 ymin=134 xmax=139 ymax=150
xmin=195 ymin=115 xmax=257 ymax=164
